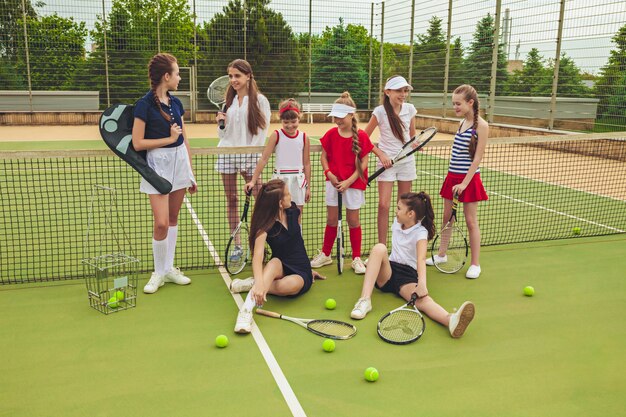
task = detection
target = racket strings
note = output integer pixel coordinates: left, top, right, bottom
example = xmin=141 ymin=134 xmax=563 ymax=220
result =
xmin=308 ymin=320 xmax=356 ymax=338
xmin=434 ymin=226 xmax=466 ymax=273
xmin=227 ymin=226 xmax=249 ymax=272
xmin=378 ymin=310 xmax=424 ymax=343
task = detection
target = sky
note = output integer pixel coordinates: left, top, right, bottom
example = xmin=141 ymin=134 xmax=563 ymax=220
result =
xmin=37 ymin=0 xmax=625 ymax=74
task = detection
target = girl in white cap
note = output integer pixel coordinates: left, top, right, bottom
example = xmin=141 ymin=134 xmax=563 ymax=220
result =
xmin=215 ymin=59 xmax=271 ymax=265
xmin=364 ymin=75 xmax=417 ymax=246
xmin=310 ymin=92 xmax=374 ymax=274
xmin=245 ymin=98 xmax=311 ymax=222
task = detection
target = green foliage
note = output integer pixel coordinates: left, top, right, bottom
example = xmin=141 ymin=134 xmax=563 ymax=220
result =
xmin=506 ymin=48 xmax=551 ymax=96
xmin=198 ymin=0 xmax=305 ymax=107
xmin=464 ymin=14 xmax=508 ymax=94
xmin=595 ymin=24 xmax=626 ymax=118
xmin=0 ymin=0 xmax=38 ymax=60
xmin=16 ymin=13 xmax=87 ymax=90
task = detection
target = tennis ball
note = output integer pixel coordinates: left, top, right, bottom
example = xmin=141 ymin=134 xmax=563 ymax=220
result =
xmin=523 ymin=286 xmax=535 ymax=297
xmin=364 ymin=367 xmax=379 ymax=382
xmin=325 ymin=298 xmax=337 ymax=310
xmin=107 ymin=296 xmax=119 ymax=308
xmin=215 ymin=335 xmax=229 ymax=348
xmin=322 ymin=339 xmax=335 ymax=352
xmin=572 ymin=226 xmax=581 ymax=235
xmin=114 ymin=290 xmax=125 ymax=301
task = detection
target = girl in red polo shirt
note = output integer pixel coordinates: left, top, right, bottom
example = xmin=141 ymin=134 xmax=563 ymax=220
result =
xmin=310 ymin=92 xmax=374 ymax=274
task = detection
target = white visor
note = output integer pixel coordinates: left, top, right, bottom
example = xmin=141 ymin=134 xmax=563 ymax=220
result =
xmin=384 ymin=76 xmax=413 ymax=91
xmin=327 ymin=103 xmax=357 ymax=118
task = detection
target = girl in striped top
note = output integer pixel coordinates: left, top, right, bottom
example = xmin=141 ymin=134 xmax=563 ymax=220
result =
xmin=427 ymin=84 xmax=488 ymax=279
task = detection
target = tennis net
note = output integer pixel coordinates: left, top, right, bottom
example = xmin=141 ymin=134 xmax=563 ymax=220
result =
xmin=1 ymin=131 xmax=625 ymax=284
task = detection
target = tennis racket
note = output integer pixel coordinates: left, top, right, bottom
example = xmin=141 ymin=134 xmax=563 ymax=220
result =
xmin=367 ymin=127 xmax=438 ymax=185
xmin=336 ymin=191 xmax=344 ymax=274
xmin=377 ymin=293 xmax=425 ymax=345
xmin=207 ymin=75 xmax=229 ymax=130
xmin=255 ymin=309 xmax=357 ymax=340
xmin=225 ymin=189 xmax=252 ymax=275
xmin=431 ymin=191 xmax=468 ymax=274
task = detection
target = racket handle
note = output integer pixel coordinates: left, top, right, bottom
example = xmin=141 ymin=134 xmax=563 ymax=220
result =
xmin=255 ymin=309 xmax=281 ymax=318
xmin=367 ymin=167 xmax=384 ymax=185
xmin=218 ymin=119 xmax=225 ymax=130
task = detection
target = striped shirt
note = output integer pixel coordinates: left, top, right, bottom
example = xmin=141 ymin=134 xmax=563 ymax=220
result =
xmin=448 ymin=126 xmax=479 ymax=174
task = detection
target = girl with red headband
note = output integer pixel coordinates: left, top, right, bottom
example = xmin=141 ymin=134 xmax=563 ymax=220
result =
xmin=246 ymin=98 xmax=311 ymax=221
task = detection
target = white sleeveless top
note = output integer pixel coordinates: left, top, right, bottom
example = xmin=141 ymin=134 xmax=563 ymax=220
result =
xmin=275 ymin=129 xmax=306 ymax=171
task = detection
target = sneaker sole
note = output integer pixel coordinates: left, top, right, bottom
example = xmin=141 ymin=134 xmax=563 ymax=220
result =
xmin=451 ymin=302 xmax=475 ymax=338
xmin=164 ymin=278 xmax=191 ymax=285
xmin=234 ymin=327 xmax=251 ymax=334
xmin=311 ymin=259 xmax=333 ymax=268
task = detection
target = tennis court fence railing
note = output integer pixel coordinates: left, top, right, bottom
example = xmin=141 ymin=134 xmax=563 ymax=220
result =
xmin=1 ymin=132 xmax=625 ymax=284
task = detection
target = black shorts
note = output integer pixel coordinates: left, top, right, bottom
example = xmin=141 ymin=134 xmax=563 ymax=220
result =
xmin=375 ymin=261 xmax=418 ymax=295
xmin=282 ymin=262 xmax=313 ymax=298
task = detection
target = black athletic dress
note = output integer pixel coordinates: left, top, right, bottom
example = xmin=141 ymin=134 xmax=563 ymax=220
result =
xmin=266 ymin=202 xmax=313 ymax=297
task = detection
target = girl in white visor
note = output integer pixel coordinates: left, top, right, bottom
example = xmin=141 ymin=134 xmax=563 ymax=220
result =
xmin=365 ymin=75 xmax=417 ymax=246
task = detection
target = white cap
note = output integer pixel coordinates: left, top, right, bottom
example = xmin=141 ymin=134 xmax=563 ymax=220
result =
xmin=384 ymin=76 xmax=413 ymax=91
xmin=327 ymin=103 xmax=357 ymax=118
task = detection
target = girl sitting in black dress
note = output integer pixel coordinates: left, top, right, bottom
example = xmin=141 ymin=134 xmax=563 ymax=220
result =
xmin=232 ymin=179 xmax=325 ymax=333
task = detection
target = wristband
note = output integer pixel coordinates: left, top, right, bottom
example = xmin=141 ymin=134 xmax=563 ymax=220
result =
xmin=324 ymin=168 xmax=331 ymax=175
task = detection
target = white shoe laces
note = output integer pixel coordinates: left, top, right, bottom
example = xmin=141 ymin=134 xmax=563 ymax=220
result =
xmin=354 ymin=298 xmax=369 ymax=313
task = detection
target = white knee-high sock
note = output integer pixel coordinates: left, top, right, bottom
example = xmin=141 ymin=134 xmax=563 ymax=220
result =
xmin=166 ymin=225 xmax=178 ymax=272
xmin=242 ymin=291 xmax=256 ymax=311
xmin=152 ymin=238 xmax=168 ymax=277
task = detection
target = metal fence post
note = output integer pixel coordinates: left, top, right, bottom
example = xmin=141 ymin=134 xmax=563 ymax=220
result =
xmin=368 ymin=2 xmax=374 ymax=110
xmin=549 ymin=0 xmax=566 ymax=130
xmin=379 ymin=1 xmax=384 ymax=103
xmin=156 ymin=0 xmax=161 ymax=53
xmin=442 ymin=0 xmax=453 ymax=118
xmin=487 ymin=0 xmax=502 ymax=124
xmin=308 ymin=0 xmax=312 ymax=122
xmin=21 ymin=0 xmax=33 ymax=111
xmin=102 ymin=0 xmax=111 ymax=107
xmin=407 ymin=0 xmax=415 ymax=87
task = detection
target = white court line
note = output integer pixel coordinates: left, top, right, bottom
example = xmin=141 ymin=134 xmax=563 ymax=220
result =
xmin=184 ymin=197 xmax=307 ymax=417
xmin=417 ymin=169 xmax=625 ymax=233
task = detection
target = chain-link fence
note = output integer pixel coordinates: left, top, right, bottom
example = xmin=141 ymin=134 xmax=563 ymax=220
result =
xmin=1 ymin=0 xmax=625 ymax=131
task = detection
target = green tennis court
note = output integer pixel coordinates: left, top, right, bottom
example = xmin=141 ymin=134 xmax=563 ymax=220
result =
xmin=1 ymin=234 xmax=625 ymax=417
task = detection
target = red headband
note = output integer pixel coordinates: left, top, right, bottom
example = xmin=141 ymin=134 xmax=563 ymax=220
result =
xmin=279 ymin=105 xmax=300 ymax=115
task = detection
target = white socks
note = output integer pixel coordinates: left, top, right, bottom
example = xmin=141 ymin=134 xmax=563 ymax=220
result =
xmin=152 ymin=238 xmax=168 ymax=277
xmin=242 ymin=291 xmax=256 ymax=312
xmin=166 ymin=225 xmax=178 ymax=272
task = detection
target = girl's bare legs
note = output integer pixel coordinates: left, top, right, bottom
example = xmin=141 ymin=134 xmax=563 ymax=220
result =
xmin=221 ymin=173 xmax=239 ymax=235
xmin=358 ymin=243 xmax=392 ymax=299
xmin=463 ymin=202 xmax=481 ymax=266
xmin=377 ymin=181 xmax=394 ymax=245
xmin=437 ymin=198 xmax=454 ymax=256
xmin=398 ymin=283 xmax=450 ymax=326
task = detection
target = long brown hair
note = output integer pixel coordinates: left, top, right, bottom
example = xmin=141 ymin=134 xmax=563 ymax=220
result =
xmin=249 ymin=179 xmax=286 ymax=253
xmin=399 ymin=191 xmax=436 ymax=240
xmin=224 ymin=59 xmax=267 ymax=136
xmin=148 ymin=53 xmax=178 ymax=122
xmin=334 ymin=92 xmax=364 ymax=180
xmin=453 ymin=84 xmax=480 ymax=159
xmin=381 ymin=75 xmax=407 ymax=144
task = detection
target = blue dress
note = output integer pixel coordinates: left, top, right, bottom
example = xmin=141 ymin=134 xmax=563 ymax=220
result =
xmin=266 ymin=202 xmax=313 ymax=297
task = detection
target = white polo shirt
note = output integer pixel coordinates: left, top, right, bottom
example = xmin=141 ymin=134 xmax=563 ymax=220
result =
xmin=371 ymin=103 xmax=417 ymax=164
xmin=389 ymin=219 xmax=428 ymax=270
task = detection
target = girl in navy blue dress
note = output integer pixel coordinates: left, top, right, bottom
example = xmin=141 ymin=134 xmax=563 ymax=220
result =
xmin=131 ymin=53 xmax=197 ymax=294
xmin=231 ymin=179 xmax=325 ymax=333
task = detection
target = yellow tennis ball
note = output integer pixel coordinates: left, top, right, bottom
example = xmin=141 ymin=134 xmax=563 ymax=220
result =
xmin=572 ymin=227 xmax=581 ymax=235
xmin=215 ymin=335 xmax=229 ymax=348
xmin=364 ymin=367 xmax=379 ymax=382
xmin=322 ymin=338 xmax=335 ymax=352
xmin=107 ymin=296 xmax=119 ymax=309
xmin=325 ymin=298 xmax=337 ymax=310
xmin=114 ymin=290 xmax=125 ymax=301
xmin=523 ymin=286 xmax=535 ymax=297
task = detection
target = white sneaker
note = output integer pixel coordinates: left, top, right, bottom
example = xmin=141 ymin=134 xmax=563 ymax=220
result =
xmin=350 ymin=298 xmax=372 ymax=320
xmin=449 ymin=301 xmax=475 ymax=338
xmin=351 ymin=257 xmax=366 ymax=274
xmin=465 ymin=265 xmax=481 ymax=279
xmin=310 ymin=250 xmax=332 ymax=268
xmin=425 ymin=254 xmax=448 ymax=266
xmin=234 ymin=308 xmax=253 ymax=333
xmin=163 ymin=267 xmax=191 ymax=285
xmin=230 ymin=277 xmax=254 ymax=293
xmin=143 ymin=272 xmax=164 ymax=294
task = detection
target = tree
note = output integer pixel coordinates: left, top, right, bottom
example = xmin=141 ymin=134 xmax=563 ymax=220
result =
xmin=531 ymin=54 xmax=590 ymax=97
xmin=464 ymin=14 xmax=508 ymax=94
xmin=198 ymin=0 xmax=305 ymax=107
xmin=594 ymin=24 xmax=626 ymax=118
xmin=72 ymin=0 xmax=196 ymax=106
xmin=15 ymin=14 xmax=87 ymax=90
xmin=506 ymin=48 xmax=550 ymax=96
xmin=311 ymin=19 xmax=369 ymax=107
xmin=411 ymin=16 xmax=447 ymax=92
xmin=0 ymin=0 xmax=38 ymax=59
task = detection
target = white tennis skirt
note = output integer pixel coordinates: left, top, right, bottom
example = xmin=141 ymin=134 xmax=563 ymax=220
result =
xmin=140 ymin=145 xmax=196 ymax=194
xmin=272 ymin=168 xmax=307 ymax=206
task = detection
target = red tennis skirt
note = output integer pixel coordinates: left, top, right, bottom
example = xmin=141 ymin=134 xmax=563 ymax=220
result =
xmin=440 ymin=172 xmax=488 ymax=202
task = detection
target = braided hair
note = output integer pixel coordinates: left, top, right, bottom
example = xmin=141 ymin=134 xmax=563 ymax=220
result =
xmin=453 ymin=84 xmax=480 ymax=160
xmin=148 ymin=53 xmax=178 ymax=122
xmin=334 ymin=92 xmax=364 ymax=180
